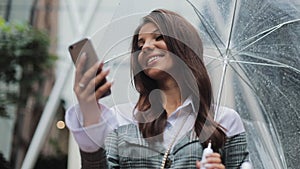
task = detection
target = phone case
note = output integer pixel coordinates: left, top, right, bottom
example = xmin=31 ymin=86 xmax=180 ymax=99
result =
xmin=69 ymin=38 xmax=111 ymax=97
xmin=69 ymin=38 xmax=98 ymax=73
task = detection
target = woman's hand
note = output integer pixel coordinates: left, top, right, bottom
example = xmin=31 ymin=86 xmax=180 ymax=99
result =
xmin=196 ymin=153 xmax=225 ymax=169
xmin=74 ymin=53 xmax=113 ymax=127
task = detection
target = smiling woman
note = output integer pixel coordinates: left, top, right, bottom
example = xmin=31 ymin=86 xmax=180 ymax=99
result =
xmin=65 ymin=9 xmax=249 ymax=169
xmin=136 ymin=22 xmax=173 ymax=80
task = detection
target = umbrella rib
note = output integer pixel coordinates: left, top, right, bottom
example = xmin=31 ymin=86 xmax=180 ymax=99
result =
xmin=204 ymin=54 xmax=223 ymax=61
xmin=229 ymin=60 xmax=290 ymax=68
xmin=232 ymin=26 xmax=279 ymax=58
xmin=229 ymin=64 xmax=261 ymax=98
xmin=206 ymin=63 xmax=223 ymax=72
xmin=230 ymin=52 xmax=300 ymax=74
xmin=229 ymin=62 xmax=299 ymax=115
xmin=213 ymin=0 xmax=238 ymax=118
xmin=231 ymin=62 xmax=290 ymax=169
xmin=104 ymin=51 xmax=130 ymax=64
xmin=204 ymin=54 xmax=223 ymax=69
xmin=214 ymin=62 xmax=229 ymax=121
xmin=225 ymin=0 xmax=238 ymax=51
xmin=230 ymin=65 xmax=290 ymax=168
xmin=186 ymin=0 xmax=226 ymax=57
xmin=231 ymin=18 xmax=300 ymax=50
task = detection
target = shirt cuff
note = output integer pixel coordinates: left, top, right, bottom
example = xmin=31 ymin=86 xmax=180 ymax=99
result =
xmin=65 ymin=103 xmax=118 ymax=152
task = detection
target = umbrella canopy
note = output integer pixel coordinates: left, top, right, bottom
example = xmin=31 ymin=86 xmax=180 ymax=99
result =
xmin=186 ymin=0 xmax=300 ymax=168
xmin=79 ymin=0 xmax=300 ymax=168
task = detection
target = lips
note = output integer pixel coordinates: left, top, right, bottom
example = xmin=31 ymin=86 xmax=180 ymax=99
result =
xmin=146 ymin=54 xmax=164 ymax=66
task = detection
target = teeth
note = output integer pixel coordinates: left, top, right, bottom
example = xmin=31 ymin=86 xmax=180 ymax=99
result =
xmin=147 ymin=56 xmax=160 ymax=64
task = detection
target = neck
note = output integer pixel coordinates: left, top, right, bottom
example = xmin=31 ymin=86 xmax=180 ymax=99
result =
xmin=158 ymin=78 xmax=182 ymax=116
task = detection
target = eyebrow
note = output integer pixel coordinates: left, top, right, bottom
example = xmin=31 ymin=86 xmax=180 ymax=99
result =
xmin=152 ymin=29 xmax=160 ymax=34
xmin=138 ymin=29 xmax=160 ymax=42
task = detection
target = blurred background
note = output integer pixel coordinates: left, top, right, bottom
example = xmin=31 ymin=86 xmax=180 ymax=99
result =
xmin=0 ymin=0 xmax=299 ymax=169
xmin=0 ymin=0 xmax=199 ymax=169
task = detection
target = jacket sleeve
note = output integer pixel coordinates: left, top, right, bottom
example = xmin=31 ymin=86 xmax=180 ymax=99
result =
xmin=105 ymin=129 xmax=120 ymax=168
xmin=80 ymin=148 xmax=108 ymax=169
xmin=80 ymin=129 xmax=120 ymax=169
xmin=222 ymin=132 xmax=249 ymax=169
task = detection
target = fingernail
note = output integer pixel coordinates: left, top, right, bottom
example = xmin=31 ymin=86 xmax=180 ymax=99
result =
xmin=96 ymin=59 xmax=102 ymax=65
xmin=110 ymin=79 xmax=114 ymax=85
xmin=81 ymin=52 xmax=87 ymax=58
xmin=103 ymin=66 xmax=110 ymax=72
xmin=98 ymin=59 xmax=104 ymax=64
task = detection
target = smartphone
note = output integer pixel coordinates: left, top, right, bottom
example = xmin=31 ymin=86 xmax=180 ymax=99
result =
xmin=68 ymin=38 xmax=111 ymax=98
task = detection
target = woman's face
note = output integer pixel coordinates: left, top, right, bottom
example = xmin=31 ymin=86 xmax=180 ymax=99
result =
xmin=137 ymin=22 xmax=175 ymax=80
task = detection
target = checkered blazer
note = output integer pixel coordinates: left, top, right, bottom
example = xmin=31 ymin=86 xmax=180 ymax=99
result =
xmin=80 ymin=123 xmax=249 ymax=169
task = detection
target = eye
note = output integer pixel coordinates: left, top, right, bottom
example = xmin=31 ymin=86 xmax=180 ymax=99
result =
xmin=137 ymin=39 xmax=144 ymax=50
xmin=137 ymin=44 xmax=143 ymax=50
xmin=156 ymin=35 xmax=163 ymax=41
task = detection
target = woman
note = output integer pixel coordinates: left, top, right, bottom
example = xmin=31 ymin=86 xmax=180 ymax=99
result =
xmin=66 ymin=9 xmax=249 ymax=169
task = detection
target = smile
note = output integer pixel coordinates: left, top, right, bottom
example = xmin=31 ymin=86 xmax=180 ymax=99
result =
xmin=147 ymin=55 xmax=163 ymax=65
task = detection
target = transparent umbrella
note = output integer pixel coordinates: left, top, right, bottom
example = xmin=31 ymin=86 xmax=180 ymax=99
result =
xmin=85 ymin=0 xmax=300 ymax=168
xmin=184 ymin=0 xmax=300 ymax=168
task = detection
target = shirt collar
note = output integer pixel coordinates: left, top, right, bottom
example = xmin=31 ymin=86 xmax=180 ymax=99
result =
xmin=132 ymin=96 xmax=197 ymax=124
xmin=167 ymin=96 xmax=197 ymax=127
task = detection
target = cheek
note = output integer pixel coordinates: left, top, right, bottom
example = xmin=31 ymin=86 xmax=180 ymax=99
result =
xmin=159 ymin=41 xmax=168 ymax=50
xmin=137 ymin=54 xmax=144 ymax=68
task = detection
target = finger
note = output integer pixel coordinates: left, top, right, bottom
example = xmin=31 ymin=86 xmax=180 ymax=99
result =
xmin=95 ymin=77 xmax=113 ymax=99
xmin=206 ymin=153 xmax=222 ymax=164
xmin=95 ymin=66 xmax=110 ymax=85
xmin=206 ymin=152 xmax=221 ymax=160
xmin=73 ymin=53 xmax=87 ymax=95
xmin=82 ymin=65 xmax=109 ymax=96
xmin=75 ymin=52 xmax=87 ymax=70
xmin=95 ymin=81 xmax=113 ymax=99
xmin=75 ymin=53 xmax=87 ymax=88
xmin=206 ymin=157 xmax=222 ymax=164
xmin=78 ymin=61 xmax=104 ymax=94
xmin=195 ymin=160 xmax=201 ymax=169
xmin=206 ymin=153 xmax=221 ymax=158
xmin=81 ymin=61 xmax=104 ymax=84
xmin=203 ymin=163 xmax=225 ymax=169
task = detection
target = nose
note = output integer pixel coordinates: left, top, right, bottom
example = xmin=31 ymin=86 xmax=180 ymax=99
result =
xmin=141 ymin=39 xmax=155 ymax=53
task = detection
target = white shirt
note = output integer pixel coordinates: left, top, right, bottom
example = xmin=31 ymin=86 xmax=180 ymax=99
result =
xmin=65 ymin=97 xmax=245 ymax=152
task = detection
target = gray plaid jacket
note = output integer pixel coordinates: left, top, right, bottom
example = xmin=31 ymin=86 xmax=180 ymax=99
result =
xmin=80 ymin=123 xmax=249 ymax=169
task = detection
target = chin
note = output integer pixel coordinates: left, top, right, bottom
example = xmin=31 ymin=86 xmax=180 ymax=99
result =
xmin=144 ymin=68 xmax=169 ymax=80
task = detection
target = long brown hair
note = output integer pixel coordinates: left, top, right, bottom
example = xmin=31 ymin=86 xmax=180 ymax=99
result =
xmin=130 ymin=9 xmax=226 ymax=150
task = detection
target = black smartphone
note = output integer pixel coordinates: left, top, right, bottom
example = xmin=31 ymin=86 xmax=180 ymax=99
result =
xmin=68 ymin=38 xmax=111 ymax=98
